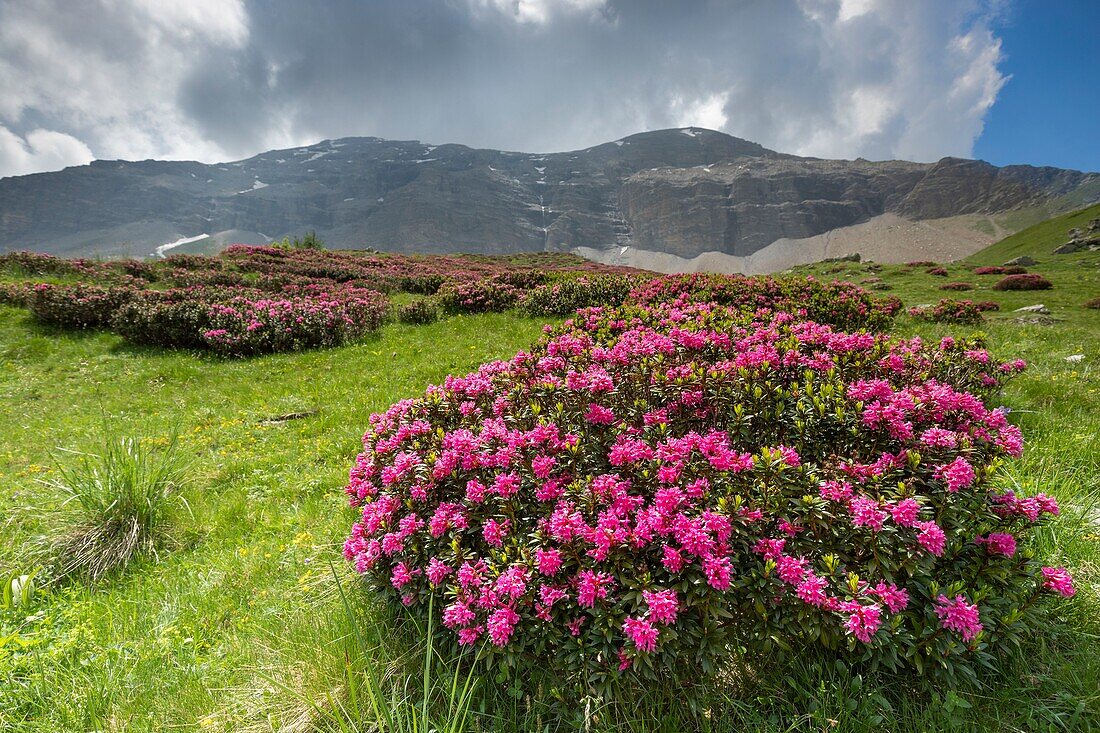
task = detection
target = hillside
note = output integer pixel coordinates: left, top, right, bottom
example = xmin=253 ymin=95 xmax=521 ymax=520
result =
xmin=967 ymin=202 xmax=1100 ymax=265
xmin=1 ymin=249 xmax=1097 ymax=731
xmin=1 ymin=129 xmax=1096 ymax=267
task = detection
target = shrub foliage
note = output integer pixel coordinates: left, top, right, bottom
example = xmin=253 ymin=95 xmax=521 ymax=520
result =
xmin=992 ymin=274 xmax=1053 ymax=291
xmin=908 ymin=299 xmax=1000 ymax=325
xmin=343 ymin=298 xmax=1071 ymax=697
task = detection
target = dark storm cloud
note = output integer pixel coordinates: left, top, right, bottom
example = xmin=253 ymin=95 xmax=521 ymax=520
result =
xmin=0 ymin=0 xmax=1008 ymax=177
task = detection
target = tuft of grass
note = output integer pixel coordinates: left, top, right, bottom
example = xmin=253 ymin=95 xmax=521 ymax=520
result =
xmin=38 ymin=431 xmax=189 ymax=582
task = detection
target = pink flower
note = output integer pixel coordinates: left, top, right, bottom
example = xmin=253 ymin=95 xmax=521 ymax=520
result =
xmin=753 ymin=537 xmax=786 ymax=560
xmin=703 ymin=555 xmax=732 ymax=590
xmin=622 ymin=616 xmax=659 ymax=652
xmin=796 ymin=573 xmax=829 ymax=607
xmin=426 ymin=558 xmax=452 ymax=585
xmin=870 ymin=582 xmax=909 ymax=613
xmin=492 ymin=472 xmax=521 ymax=497
xmin=494 ymin=566 xmax=529 ymax=601
xmin=662 ymin=545 xmax=685 ymax=573
xmin=820 ymin=480 xmax=854 ymax=502
xmin=482 ymin=518 xmax=510 ymax=547
xmin=465 ymin=479 xmax=487 ymax=503
xmin=539 ymin=584 xmax=568 ymax=607
xmin=391 ymin=562 xmax=414 ymax=589
xmin=584 ymin=403 xmax=615 ymax=425
xmin=934 ymin=594 xmax=983 ymax=642
xmin=849 ymin=496 xmax=887 ymax=532
xmin=643 ymin=589 xmax=679 ymax=625
xmin=916 ymin=521 xmax=946 ymax=557
xmin=777 ymin=445 xmax=801 ymax=467
xmin=890 ymin=498 xmax=921 ymax=527
xmin=842 ymin=602 xmax=882 ymax=643
xmin=535 ymin=548 xmax=563 ymax=575
xmin=576 ymin=570 xmax=615 ymax=607
xmin=776 ymin=555 xmax=808 ymax=585
xmin=936 ymin=456 xmax=976 ymax=493
xmin=443 ymin=600 xmax=476 ymax=628
xmin=457 ymin=626 xmax=483 ymax=646
xmin=975 ymin=532 xmax=1016 ymax=556
xmin=1041 ymin=567 xmax=1076 ymax=597
xmin=487 ymin=607 xmax=520 ymax=646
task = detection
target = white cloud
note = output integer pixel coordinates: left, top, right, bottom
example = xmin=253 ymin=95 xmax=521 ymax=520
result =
xmin=0 ymin=0 xmax=1011 ymax=176
xmin=672 ymin=92 xmax=730 ymax=131
xmin=0 ymin=0 xmax=250 ymax=175
xmin=0 ymin=126 xmax=93 ymax=177
xmin=468 ymin=0 xmax=608 ymax=24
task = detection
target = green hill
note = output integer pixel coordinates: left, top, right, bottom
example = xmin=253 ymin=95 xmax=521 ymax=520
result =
xmin=967 ymin=202 xmax=1100 ymax=265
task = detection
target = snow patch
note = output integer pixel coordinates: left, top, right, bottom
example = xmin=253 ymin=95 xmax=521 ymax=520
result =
xmin=155 ymin=233 xmax=209 ymax=258
xmin=236 ymin=179 xmax=268 ymax=194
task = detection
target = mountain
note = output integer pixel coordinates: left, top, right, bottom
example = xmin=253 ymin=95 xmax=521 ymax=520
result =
xmin=1 ymin=129 xmax=1097 ymax=271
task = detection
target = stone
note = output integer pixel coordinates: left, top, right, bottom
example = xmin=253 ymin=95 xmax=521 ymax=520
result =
xmin=1014 ymin=304 xmax=1050 ymax=314
xmin=1004 ymin=256 xmax=1038 ymax=266
xmin=1065 ymin=354 xmax=1085 ymax=363
xmin=1013 ymin=315 xmax=1058 ymax=326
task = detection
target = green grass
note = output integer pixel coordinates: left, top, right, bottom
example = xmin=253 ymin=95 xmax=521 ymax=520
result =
xmin=968 ymin=202 xmax=1100 ymax=266
xmin=2 ymin=249 xmax=1099 ymax=730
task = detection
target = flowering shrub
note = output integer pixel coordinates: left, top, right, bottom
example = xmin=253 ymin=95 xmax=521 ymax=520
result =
xmin=0 ymin=282 xmax=33 ymax=307
xmin=905 ymin=260 xmax=937 ymax=268
xmin=521 ymin=274 xmax=641 ymax=317
xmin=973 ymin=266 xmax=1027 ymax=276
xmin=628 ymin=274 xmax=901 ymax=331
xmin=992 ymin=274 xmax=1053 ymax=291
xmin=908 ymin=299 xmax=1000 ymax=325
xmin=1085 ymin=296 xmax=1100 ymax=310
xmin=28 ymin=283 xmax=137 ymax=329
xmin=397 ymin=298 xmax=441 ymax=325
xmin=112 ymin=285 xmax=388 ymax=356
xmin=927 ymin=267 xmax=949 ymax=277
xmin=5 ymin=246 xmax=644 ymax=355
xmin=939 ymin=282 xmax=973 ymax=291
xmin=435 ymin=278 xmax=525 ymax=314
xmin=343 ymin=301 xmax=1068 ymax=696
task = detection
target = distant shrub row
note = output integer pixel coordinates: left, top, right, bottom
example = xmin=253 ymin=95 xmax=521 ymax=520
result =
xmin=908 ymin=299 xmax=1000 ymax=325
xmin=23 ymin=282 xmax=389 ymax=356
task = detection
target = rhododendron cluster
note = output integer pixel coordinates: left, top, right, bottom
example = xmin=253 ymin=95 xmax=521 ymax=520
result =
xmin=627 ymin=273 xmax=901 ymax=331
xmin=343 ymin=299 xmax=1071 ymax=690
xmin=908 ymin=299 xmax=1000 ymax=325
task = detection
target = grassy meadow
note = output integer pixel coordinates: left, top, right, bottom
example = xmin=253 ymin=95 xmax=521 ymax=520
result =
xmin=1 ymin=216 xmax=1099 ymax=731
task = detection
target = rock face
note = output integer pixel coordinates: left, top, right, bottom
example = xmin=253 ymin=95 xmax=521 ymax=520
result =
xmin=1053 ymin=218 xmax=1100 ymax=254
xmin=1 ymin=128 xmax=1097 ymax=259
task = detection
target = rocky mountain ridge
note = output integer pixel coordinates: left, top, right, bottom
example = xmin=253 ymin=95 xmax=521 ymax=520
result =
xmin=1 ymin=128 xmax=1096 ymax=263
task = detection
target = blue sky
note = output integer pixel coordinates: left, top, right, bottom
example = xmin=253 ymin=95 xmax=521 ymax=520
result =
xmin=975 ymin=0 xmax=1099 ymax=171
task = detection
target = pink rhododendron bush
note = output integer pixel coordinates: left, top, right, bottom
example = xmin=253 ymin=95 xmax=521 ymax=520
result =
xmin=628 ymin=273 xmax=902 ymax=331
xmin=342 ymin=301 xmax=1073 ymax=695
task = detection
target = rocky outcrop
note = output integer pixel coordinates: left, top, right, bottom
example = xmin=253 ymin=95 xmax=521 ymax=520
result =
xmin=1053 ymin=218 xmax=1100 ymax=254
xmin=0 ymin=128 xmax=1097 ymax=259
